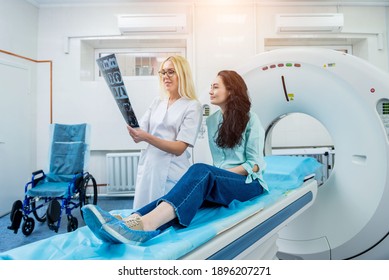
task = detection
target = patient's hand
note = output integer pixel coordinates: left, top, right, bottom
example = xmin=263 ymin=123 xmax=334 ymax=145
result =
xmin=227 ymin=164 xmax=259 ymax=176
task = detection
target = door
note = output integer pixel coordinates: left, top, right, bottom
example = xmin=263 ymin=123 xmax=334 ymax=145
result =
xmin=0 ymin=60 xmax=33 ymax=216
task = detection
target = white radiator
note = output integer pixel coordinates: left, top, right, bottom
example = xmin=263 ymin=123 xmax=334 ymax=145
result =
xmin=106 ymin=152 xmax=140 ymax=196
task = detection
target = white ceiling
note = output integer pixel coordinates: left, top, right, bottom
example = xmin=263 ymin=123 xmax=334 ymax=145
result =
xmin=27 ymin=0 xmax=389 ymax=7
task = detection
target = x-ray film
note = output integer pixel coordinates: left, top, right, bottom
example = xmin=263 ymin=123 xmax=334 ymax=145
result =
xmin=96 ymin=54 xmax=139 ymax=128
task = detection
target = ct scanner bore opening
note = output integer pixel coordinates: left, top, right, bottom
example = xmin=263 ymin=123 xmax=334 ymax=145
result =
xmin=264 ymin=112 xmax=335 ymax=186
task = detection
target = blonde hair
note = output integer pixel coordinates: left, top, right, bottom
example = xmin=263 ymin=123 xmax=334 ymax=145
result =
xmin=158 ymin=55 xmax=197 ymax=100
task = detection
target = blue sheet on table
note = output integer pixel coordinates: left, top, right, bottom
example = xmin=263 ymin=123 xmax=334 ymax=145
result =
xmin=0 ymin=156 xmax=321 ymax=260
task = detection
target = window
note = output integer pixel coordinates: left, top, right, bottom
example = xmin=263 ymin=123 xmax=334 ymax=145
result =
xmin=80 ymin=38 xmax=187 ymax=81
xmin=95 ymin=49 xmax=185 ymax=79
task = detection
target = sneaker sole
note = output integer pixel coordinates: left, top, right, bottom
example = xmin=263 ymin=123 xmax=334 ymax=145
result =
xmin=102 ymin=222 xmax=160 ymax=244
xmin=102 ymin=223 xmax=133 ymax=244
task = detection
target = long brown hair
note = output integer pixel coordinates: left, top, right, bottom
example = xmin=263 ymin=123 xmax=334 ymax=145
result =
xmin=215 ymin=70 xmax=251 ymax=149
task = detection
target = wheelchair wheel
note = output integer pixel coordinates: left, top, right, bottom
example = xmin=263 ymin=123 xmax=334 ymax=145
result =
xmin=67 ymin=216 xmax=78 ymax=232
xmin=31 ymin=198 xmax=47 ymax=223
xmin=22 ymin=217 xmax=35 ymax=236
xmin=79 ymin=174 xmax=98 ymax=218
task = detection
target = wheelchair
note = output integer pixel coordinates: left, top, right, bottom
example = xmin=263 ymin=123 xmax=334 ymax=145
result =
xmin=7 ymin=123 xmax=98 ymax=236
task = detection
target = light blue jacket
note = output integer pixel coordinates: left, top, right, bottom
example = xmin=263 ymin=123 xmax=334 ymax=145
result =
xmin=206 ymin=110 xmax=268 ymax=191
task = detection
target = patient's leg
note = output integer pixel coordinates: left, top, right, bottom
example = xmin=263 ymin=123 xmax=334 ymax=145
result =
xmin=82 ymin=204 xmax=161 ymax=243
xmin=123 ymin=202 xmax=176 ymax=231
xmin=97 ymin=163 xmax=262 ymax=243
xmin=129 ymin=163 xmax=263 ymax=232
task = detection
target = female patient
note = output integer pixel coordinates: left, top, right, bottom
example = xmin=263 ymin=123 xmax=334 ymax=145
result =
xmin=82 ymin=70 xmax=269 ymax=243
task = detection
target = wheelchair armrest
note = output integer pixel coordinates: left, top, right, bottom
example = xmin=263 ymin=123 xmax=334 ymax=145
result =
xmin=32 ymin=169 xmax=44 ymax=177
xmin=69 ymin=172 xmax=84 ymax=193
xmin=73 ymin=172 xmax=83 ymax=178
xmin=24 ymin=170 xmax=46 ymax=193
xmin=31 ymin=170 xmax=46 ymax=186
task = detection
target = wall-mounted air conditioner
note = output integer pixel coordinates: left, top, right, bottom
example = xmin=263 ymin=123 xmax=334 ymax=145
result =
xmin=275 ymin=13 xmax=344 ymax=33
xmin=118 ymin=14 xmax=187 ymax=34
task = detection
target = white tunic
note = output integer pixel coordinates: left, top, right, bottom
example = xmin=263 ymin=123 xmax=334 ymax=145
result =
xmin=133 ymin=97 xmax=202 ymax=208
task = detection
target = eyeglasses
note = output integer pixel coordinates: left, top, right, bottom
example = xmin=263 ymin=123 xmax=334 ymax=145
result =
xmin=158 ymin=69 xmax=176 ymax=78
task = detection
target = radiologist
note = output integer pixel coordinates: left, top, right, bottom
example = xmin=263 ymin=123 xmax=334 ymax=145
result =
xmin=127 ymin=55 xmax=202 ymax=209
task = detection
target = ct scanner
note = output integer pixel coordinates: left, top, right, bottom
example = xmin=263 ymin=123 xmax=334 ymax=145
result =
xmin=1 ymin=48 xmax=389 ymax=261
xmin=193 ymin=47 xmax=389 ymax=260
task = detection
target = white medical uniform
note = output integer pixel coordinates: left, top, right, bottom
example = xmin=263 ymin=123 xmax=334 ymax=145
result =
xmin=133 ymin=96 xmax=202 ymax=209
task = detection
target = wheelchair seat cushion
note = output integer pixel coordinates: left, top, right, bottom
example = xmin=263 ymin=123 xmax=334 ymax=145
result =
xmin=26 ymin=181 xmax=74 ymax=198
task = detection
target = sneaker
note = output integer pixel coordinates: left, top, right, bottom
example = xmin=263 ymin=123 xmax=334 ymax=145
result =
xmin=112 ymin=214 xmax=123 ymax=220
xmin=123 ymin=215 xmax=143 ymax=230
xmin=102 ymin=219 xmax=160 ymax=243
xmin=82 ymin=204 xmax=118 ymax=224
xmin=82 ymin=204 xmax=123 ymax=243
xmin=89 ymin=224 xmax=123 ymax=244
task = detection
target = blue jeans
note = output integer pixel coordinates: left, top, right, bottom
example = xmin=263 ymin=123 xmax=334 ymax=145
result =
xmin=136 ymin=163 xmax=264 ymax=231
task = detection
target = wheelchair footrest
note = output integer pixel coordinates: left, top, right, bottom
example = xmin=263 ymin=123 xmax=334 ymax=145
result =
xmin=8 ymin=200 xmax=23 ymax=234
xmin=47 ymin=200 xmax=61 ymax=222
xmin=47 ymin=199 xmax=61 ymax=233
xmin=47 ymin=223 xmax=59 ymax=233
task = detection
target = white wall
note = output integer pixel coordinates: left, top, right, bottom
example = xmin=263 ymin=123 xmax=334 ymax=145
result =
xmin=18 ymin=1 xmax=389 ymax=186
xmin=0 ymin=0 xmax=38 ymax=57
xmin=0 ymin=0 xmax=39 ymax=215
xmin=387 ymin=6 xmax=389 ymax=67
